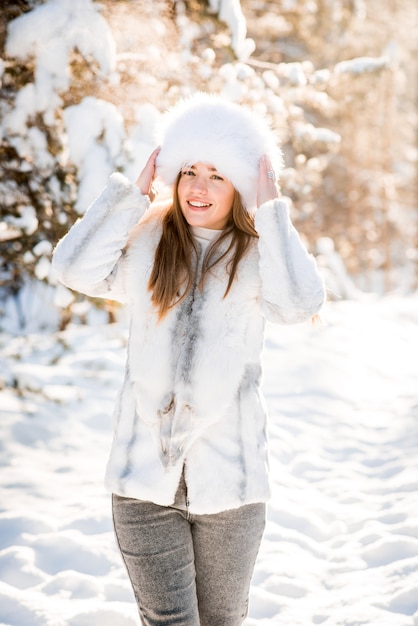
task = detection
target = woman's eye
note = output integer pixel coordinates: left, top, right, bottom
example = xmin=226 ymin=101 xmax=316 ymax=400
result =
xmin=181 ymin=170 xmax=223 ymax=180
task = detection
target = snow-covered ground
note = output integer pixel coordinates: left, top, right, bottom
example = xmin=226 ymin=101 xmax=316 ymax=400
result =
xmin=1 ymin=295 xmax=417 ymax=626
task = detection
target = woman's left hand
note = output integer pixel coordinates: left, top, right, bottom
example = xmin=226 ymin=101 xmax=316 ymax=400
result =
xmin=257 ymin=155 xmax=279 ymax=207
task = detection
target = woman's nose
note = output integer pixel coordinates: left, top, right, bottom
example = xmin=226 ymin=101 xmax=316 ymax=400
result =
xmin=190 ymin=176 xmax=207 ymax=192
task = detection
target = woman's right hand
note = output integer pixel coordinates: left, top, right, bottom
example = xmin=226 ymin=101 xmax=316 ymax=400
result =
xmin=135 ymin=147 xmax=161 ymax=199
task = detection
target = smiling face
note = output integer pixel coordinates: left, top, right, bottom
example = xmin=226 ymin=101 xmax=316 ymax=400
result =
xmin=177 ymin=162 xmax=235 ymax=230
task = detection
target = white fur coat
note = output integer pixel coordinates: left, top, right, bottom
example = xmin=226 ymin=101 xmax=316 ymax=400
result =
xmin=52 ymin=173 xmax=325 ymax=514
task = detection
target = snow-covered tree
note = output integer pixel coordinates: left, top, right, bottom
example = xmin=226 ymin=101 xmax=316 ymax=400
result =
xmin=1 ymin=0 xmax=416 ymax=331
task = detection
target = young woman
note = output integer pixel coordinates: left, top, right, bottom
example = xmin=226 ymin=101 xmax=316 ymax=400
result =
xmin=53 ymin=93 xmax=325 ymax=626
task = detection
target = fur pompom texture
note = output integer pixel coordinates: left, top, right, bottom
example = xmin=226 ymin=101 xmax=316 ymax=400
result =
xmin=155 ymin=92 xmax=283 ymax=214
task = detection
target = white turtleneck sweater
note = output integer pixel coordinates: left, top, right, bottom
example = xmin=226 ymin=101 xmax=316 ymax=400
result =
xmin=191 ymin=225 xmax=223 ymax=253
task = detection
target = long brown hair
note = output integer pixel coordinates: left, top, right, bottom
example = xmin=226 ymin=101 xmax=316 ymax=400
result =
xmin=148 ymin=173 xmax=258 ymax=319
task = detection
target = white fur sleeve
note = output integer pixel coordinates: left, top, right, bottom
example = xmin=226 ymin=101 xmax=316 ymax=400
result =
xmin=52 ymin=173 xmax=149 ymax=302
xmin=254 ymin=198 xmax=326 ymax=324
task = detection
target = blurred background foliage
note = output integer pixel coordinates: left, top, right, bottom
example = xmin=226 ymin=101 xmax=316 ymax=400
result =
xmin=0 ymin=0 xmax=417 ymax=330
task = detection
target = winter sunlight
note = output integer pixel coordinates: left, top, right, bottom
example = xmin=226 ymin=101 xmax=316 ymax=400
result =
xmin=1 ymin=1 xmax=417 ymax=625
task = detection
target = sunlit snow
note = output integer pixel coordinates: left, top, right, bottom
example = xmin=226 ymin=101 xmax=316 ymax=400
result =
xmin=1 ymin=297 xmax=417 ymax=625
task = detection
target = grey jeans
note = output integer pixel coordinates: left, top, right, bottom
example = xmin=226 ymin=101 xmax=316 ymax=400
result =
xmin=112 ymin=476 xmax=265 ymax=626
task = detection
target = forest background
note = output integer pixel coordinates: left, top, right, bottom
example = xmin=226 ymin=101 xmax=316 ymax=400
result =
xmin=0 ymin=0 xmax=417 ymax=332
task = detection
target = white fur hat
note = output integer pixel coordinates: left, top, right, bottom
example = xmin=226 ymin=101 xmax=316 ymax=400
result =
xmin=155 ymin=92 xmax=282 ymax=213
